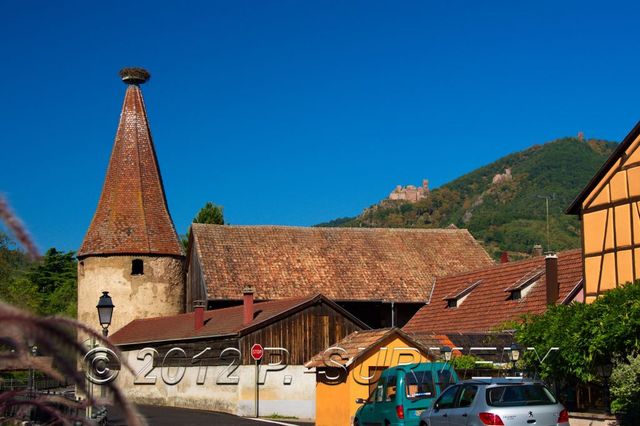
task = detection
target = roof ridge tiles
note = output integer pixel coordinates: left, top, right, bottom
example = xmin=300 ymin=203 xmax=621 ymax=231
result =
xmin=191 ymin=223 xmax=470 ymax=233
xmin=436 ymin=248 xmax=582 ymax=281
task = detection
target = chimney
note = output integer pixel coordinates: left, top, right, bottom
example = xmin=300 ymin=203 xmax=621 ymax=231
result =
xmin=545 ymin=253 xmax=559 ymax=305
xmin=194 ymin=300 xmax=206 ymax=330
xmin=243 ymin=286 xmax=255 ymax=325
xmin=533 ymin=244 xmax=543 ymax=257
xmin=500 ymin=251 xmax=509 ymax=263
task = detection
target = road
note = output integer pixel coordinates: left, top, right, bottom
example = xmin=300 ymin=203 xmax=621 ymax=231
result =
xmin=107 ymin=404 xmax=313 ymax=426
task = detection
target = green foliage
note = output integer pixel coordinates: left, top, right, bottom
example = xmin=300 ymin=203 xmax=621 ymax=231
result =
xmin=610 ymin=353 xmax=640 ymax=415
xmin=183 ymin=201 xmax=225 ymax=251
xmin=192 ymin=202 xmax=224 ymax=225
xmin=0 ymin=233 xmax=77 ymax=317
xmin=451 ymin=354 xmax=480 ymax=370
xmin=27 ymin=248 xmax=77 ymax=316
xmin=515 ymin=281 xmax=640 ymax=384
xmin=320 ymin=138 xmax=617 ymax=258
xmin=0 ymin=232 xmax=30 ymax=284
xmin=315 ymin=217 xmax=356 ymax=227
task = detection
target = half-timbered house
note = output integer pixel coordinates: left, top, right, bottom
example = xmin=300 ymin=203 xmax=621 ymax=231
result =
xmin=568 ymin=121 xmax=640 ymax=301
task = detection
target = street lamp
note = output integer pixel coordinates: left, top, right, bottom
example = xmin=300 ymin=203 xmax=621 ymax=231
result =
xmin=440 ymin=346 xmax=452 ymax=363
xmin=96 ymin=291 xmax=114 ymax=337
xmin=26 ymin=340 xmax=38 ymax=397
xmin=508 ymin=344 xmax=521 ymax=375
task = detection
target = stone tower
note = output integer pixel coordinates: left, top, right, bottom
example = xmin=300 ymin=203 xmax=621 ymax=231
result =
xmin=77 ymin=68 xmax=184 ymax=335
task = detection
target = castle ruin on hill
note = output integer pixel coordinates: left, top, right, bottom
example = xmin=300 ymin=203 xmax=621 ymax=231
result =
xmin=388 ymin=179 xmax=429 ymax=202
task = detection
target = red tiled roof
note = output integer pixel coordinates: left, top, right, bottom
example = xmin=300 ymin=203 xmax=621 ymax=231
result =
xmin=78 ymin=82 xmax=182 ymax=258
xmin=190 ymin=224 xmax=493 ymax=303
xmin=443 ymin=280 xmax=481 ymax=301
xmin=305 ymin=328 xmax=431 ymax=368
xmin=403 ymin=250 xmax=584 ymax=334
xmin=111 ymin=294 xmax=361 ymax=345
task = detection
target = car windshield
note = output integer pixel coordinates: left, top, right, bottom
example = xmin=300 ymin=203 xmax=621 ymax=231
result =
xmin=405 ymin=370 xmax=435 ymax=399
xmin=486 ymin=384 xmax=557 ymax=407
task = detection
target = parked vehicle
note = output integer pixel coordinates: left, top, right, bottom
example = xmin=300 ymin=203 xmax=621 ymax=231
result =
xmin=354 ymin=362 xmax=459 ymax=426
xmin=420 ymin=378 xmax=570 ymax=426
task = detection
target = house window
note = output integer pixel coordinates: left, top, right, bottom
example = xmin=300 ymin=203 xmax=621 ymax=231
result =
xmin=447 ymin=299 xmax=457 ymax=308
xmin=510 ymin=290 xmax=522 ymax=300
xmin=131 ymin=259 xmax=144 ymax=275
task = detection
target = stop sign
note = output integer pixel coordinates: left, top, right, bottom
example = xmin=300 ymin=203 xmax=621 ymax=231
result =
xmin=251 ymin=343 xmax=264 ymax=361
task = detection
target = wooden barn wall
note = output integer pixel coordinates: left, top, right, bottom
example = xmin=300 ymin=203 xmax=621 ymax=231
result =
xmin=239 ymin=302 xmax=363 ymax=365
xmin=186 ymin=250 xmax=207 ymax=311
xmin=121 ymin=337 xmax=241 ymax=368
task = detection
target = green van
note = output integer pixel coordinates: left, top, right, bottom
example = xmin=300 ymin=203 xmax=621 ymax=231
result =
xmin=354 ymin=362 xmax=459 ymax=426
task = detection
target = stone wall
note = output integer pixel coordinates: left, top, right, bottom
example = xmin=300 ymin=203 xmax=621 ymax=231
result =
xmin=77 ymin=255 xmax=184 ymax=335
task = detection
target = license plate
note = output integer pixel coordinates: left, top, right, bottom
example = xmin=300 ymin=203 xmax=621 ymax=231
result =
xmin=414 ymin=410 xmax=424 ymax=416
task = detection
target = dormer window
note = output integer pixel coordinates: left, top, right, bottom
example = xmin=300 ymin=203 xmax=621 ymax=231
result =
xmin=444 ymin=280 xmax=481 ymax=309
xmin=505 ymin=268 xmax=543 ymax=300
xmin=132 ymin=259 xmax=144 ymax=275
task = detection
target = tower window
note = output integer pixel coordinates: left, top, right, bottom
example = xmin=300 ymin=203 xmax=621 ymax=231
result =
xmin=132 ymin=259 xmax=144 ymax=275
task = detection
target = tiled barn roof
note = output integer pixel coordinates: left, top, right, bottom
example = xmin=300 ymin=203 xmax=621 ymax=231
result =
xmin=305 ymin=328 xmax=431 ymax=368
xmin=190 ymin=224 xmax=493 ymax=303
xmin=111 ymin=293 xmax=365 ymax=346
xmin=403 ymin=249 xmax=584 ymax=334
xmin=78 ymin=78 xmax=182 ymax=258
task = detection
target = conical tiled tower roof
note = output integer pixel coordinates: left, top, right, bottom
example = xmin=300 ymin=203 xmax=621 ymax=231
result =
xmin=78 ymin=69 xmax=183 ymax=258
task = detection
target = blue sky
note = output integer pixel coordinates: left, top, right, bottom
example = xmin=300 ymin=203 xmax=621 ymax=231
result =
xmin=2 ymin=1 xmax=640 ymax=252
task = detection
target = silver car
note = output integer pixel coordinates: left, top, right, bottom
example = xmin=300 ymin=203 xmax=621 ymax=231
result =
xmin=420 ymin=378 xmax=570 ymax=426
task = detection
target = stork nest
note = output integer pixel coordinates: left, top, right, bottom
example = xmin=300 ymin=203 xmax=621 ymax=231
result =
xmin=119 ymin=67 xmax=150 ymax=84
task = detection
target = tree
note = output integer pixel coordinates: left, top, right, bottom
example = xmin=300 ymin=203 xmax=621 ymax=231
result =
xmin=0 ymin=231 xmax=39 ymax=312
xmin=0 ymin=231 xmax=31 ymax=284
xmin=26 ymin=248 xmax=77 ymax=317
xmin=610 ymin=353 xmax=640 ymax=417
xmin=182 ymin=202 xmax=225 ymax=251
xmin=192 ymin=202 xmax=224 ymax=225
xmin=516 ymin=281 xmax=640 ymax=411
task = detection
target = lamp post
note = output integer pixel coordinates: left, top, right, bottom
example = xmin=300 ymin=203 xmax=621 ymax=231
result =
xmin=27 ymin=341 xmax=37 ymax=398
xmin=508 ymin=344 xmax=521 ymax=376
xmin=92 ymin=292 xmax=114 ymax=420
xmin=439 ymin=346 xmax=453 ymax=381
xmin=440 ymin=346 xmax=452 ymax=363
xmin=31 ymin=345 xmax=37 ymax=396
xmin=96 ymin=291 xmax=114 ymax=337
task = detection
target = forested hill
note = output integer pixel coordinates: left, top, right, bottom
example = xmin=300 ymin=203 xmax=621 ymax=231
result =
xmin=317 ymin=137 xmax=617 ymax=259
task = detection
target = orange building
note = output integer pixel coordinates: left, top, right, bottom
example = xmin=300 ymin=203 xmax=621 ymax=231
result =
xmin=305 ymin=328 xmax=434 ymax=426
xmin=568 ymin=122 xmax=640 ymax=302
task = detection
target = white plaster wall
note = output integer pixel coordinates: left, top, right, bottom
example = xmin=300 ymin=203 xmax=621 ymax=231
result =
xmin=114 ymin=350 xmax=316 ymax=421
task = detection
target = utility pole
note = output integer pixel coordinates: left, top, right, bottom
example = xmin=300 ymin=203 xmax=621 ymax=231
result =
xmin=537 ymin=194 xmax=555 ymax=252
